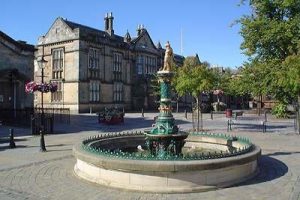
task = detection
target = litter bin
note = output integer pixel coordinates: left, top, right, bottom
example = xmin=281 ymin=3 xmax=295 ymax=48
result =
xmin=226 ymin=109 xmax=232 ymax=118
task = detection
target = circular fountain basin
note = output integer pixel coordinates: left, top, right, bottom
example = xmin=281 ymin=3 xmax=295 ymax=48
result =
xmin=73 ymin=132 xmax=261 ymax=193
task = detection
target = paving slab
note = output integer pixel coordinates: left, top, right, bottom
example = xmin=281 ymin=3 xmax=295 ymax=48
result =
xmin=0 ymin=112 xmax=299 ymax=200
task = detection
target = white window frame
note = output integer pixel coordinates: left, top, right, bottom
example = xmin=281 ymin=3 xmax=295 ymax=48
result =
xmin=51 ymin=81 xmax=62 ymax=102
xmin=52 ymin=48 xmax=64 ymax=79
xmin=89 ymin=81 xmax=100 ymax=102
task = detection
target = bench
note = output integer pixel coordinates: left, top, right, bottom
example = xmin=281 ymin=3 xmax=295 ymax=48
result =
xmin=232 ymin=111 xmax=243 ymax=120
xmin=227 ymin=119 xmax=266 ymax=132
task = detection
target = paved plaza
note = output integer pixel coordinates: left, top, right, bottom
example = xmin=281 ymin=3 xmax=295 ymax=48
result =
xmin=0 ymin=112 xmax=299 ymax=200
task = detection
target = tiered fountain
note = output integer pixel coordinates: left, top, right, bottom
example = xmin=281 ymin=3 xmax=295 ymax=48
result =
xmin=144 ymin=42 xmax=188 ymax=158
xmin=73 ymin=42 xmax=261 ymax=193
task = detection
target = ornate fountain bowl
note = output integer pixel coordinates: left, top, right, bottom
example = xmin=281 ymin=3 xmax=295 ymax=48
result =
xmin=73 ymin=132 xmax=261 ymax=193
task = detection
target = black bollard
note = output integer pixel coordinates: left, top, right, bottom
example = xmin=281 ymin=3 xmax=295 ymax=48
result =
xmin=40 ymin=127 xmax=46 ymax=152
xmin=142 ymin=108 xmax=144 ymax=117
xmin=31 ymin=114 xmax=35 ymax=135
xmin=264 ymin=110 xmax=267 ymax=122
xmin=9 ymin=128 xmax=16 ymax=148
xmin=294 ymin=116 xmax=298 ymax=132
xmin=211 ymin=111 xmax=213 ymax=120
xmin=296 ymin=110 xmax=300 ymax=135
xmin=262 ymin=121 xmax=266 ymax=133
xmin=184 ymin=109 xmax=187 ymax=119
xmin=227 ymin=120 xmax=230 ymax=132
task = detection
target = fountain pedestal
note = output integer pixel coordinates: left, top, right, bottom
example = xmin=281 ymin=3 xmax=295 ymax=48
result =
xmin=145 ymin=71 xmax=188 ymax=157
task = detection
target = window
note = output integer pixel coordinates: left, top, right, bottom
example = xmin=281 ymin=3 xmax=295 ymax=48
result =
xmin=145 ymin=56 xmax=148 ymax=74
xmin=52 ymin=48 xmax=64 ymax=79
xmin=51 ymin=81 xmax=62 ymax=102
xmin=136 ymin=55 xmax=143 ymax=75
xmin=145 ymin=56 xmax=157 ymax=74
xmin=113 ymin=53 xmax=122 ymax=81
xmin=88 ymin=48 xmax=100 ymax=78
xmin=113 ymin=82 xmax=123 ymax=102
xmin=89 ymin=81 xmax=100 ymax=102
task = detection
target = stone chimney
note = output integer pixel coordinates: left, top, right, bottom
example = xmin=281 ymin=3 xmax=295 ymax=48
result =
xmin=104 ymin=13 xmax=109 ymax=31
xmin=104 ymin=12 xmax=114 ymax=36
xmin=137 ymin=24 xmax=145 ymax=36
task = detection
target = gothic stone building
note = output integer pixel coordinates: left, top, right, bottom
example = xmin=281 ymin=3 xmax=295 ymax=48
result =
xmin=36 ymin=13 xmax=184 ymax=113
xmin=0 ymin=31 xmax=35 ymax=110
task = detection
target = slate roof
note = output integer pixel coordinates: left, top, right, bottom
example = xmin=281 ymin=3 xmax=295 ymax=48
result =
xmin=62 ymin=18 xmax=126 ymax=45
xmin=0 ymin=30 xmax=35 ymax=52
xmin=59 ymin=18 xmax=184 ymax=63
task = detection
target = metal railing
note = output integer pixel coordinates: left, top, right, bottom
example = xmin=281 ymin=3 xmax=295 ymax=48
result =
xmin=34 ymin=107 xmax=70 ymax=124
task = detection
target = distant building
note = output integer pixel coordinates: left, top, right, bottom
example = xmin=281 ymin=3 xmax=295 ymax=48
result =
xmin=36 ymin=13 xmax=184 ymax=113
xmin=0 ymin=31 xmax=35 ymax=110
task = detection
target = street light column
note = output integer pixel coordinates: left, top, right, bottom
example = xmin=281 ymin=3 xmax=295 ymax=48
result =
xmin=38 ymin=44 xmax=47 ymax=152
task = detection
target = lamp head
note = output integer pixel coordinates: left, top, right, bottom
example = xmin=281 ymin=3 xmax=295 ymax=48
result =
xmin=37 ymin=56 xmax=48 ymax=69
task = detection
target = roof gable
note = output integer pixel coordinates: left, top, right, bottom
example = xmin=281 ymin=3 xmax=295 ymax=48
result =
xmin=41 ymin=17 xmax=78 ymax=44
xmin=131 ymin=30 xmax=158 ymax=54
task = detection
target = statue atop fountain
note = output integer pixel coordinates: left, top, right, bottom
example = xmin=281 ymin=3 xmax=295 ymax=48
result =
xmin=161 ymin=41 xmax=174 ymax=72
xmin=145 ymin=41 xmax=188 ymax=158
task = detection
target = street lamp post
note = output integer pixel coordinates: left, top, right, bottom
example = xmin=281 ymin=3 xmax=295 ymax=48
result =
xmin=37 ymin=45 xmax=48 ymax=152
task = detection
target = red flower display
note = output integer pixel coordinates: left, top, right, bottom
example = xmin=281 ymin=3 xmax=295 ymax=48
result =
xmin=25 ymin=81 xmax=58 ymax=93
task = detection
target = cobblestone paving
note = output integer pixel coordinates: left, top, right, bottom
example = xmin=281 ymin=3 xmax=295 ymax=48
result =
xmin=0 ymin=113 xmax=299 ymax=200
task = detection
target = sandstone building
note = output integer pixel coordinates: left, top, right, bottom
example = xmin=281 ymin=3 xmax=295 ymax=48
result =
xmin=35 ymin=13 xmax=184 ymax=113
xmin=0 ymin=31 xmax=35 ymax=110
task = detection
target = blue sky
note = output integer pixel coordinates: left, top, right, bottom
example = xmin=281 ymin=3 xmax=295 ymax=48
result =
xmin=0 ymin=0 xmax=251 ymax=68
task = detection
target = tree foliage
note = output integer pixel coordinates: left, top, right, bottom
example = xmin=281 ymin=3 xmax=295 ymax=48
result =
xmin=172 ymin=57 xmax=216 ymax=130
xmin=173 ymin=58 xmax=215 ymax=99
xmin=239 ymin=0 xmax=300 ymax=104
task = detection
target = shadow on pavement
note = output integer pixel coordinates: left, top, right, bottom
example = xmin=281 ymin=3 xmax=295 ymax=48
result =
xmin=265 ymin=151 xmax=300 ymax=156
xmin=0 ymin=145 xmax=28 ymax=152
xmin=0 ymin=138 xmax=28 ymax=144
xmin=236 ymin=155 xmax=288 ymax=186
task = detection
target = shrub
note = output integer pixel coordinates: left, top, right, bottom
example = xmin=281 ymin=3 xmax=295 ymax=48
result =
xmin=271 ymin=103 xmax=288 ymax=118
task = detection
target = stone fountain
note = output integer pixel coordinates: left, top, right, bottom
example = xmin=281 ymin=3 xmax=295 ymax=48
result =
xmin=73 ymin=42 xmax=261 ymax=193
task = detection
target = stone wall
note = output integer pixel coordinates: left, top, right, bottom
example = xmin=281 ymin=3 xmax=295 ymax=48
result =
xmin=0 ymin=33 xmax=34 ymax=109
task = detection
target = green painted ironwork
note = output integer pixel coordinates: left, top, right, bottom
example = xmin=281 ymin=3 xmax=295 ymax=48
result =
xmin=149 ymin=72 xmax=177 ymax=135
xmin=81 ymin=70 xmax=254 ymax=160
xmin=160 ymin=82 xmax=170 ymax=99
xmin=81 ymin=132 xmax=253 ymax=161
xmin=144 ymin=71 xmax=189 ymax=157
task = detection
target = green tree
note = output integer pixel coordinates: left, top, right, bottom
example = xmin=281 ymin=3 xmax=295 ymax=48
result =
xmin=239 ymin=0 xmax=300 ymax=116
xmin=214 ymin=67 xmax=250 ymax=109
xmin=173 ymin=58 xmax=215 ymax=131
